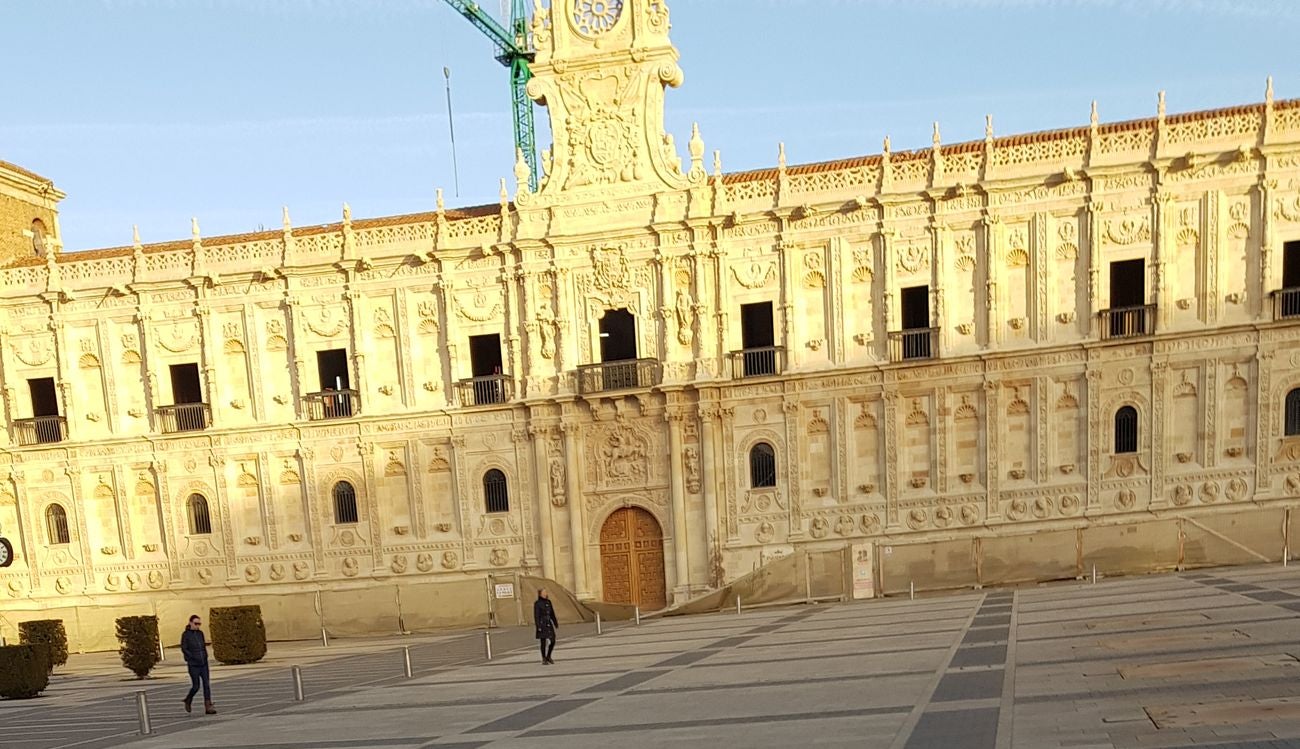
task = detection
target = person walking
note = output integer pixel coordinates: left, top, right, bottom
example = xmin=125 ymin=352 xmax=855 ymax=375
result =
xmin=180 ymin=614 xmax=217 ymax=715
xmin=534 ymin=589 xmax=559 ymax=665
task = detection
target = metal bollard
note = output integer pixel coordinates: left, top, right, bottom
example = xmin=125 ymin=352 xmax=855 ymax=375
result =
xmin=909 ymin=581 xmax=915 ymax=601
xmin=291 ymin=665 xmax=304 ymax=701
xmin=484 ymin=630 xmax=493 ymax=660
xmin=736 ymin=596 xmax=742 ymax=616
xmin=320 ymin=627 xmax=329 ymax=648
xmin=136 ymin=690 xmax=152 ymax=735
xmin=158 ymin=640 xmax=166 ymax=662
xmin=402 ymin=646 xmax=413 ymax=679
xmin=1092 ymin=564 xmax=1097 ymax=585
xmin=634 ymin=606 xmax=641 ymax=626
xmin=595 ymin=612 xmax=602 ymax=635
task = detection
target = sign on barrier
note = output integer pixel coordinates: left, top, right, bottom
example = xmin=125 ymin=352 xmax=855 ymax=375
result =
xmin=851 ymin=543 xmax=875 ymax=600
xmin=494 ymin=582 xmax=515 ymax=599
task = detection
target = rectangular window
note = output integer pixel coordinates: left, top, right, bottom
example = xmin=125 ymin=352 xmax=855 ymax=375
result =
xmin=901 ymin=286 xmax=930 ymax=330
xmin=1109 ymin=259 xmax=1146 ymax=308
xmin=468 ymin=334 xmax=503 ymax=377
xmin=1283 ymin=240 xmax=1300 ymax=289
xmin=739 ymin=302 xmax=777 ymax=376
xmin=169 ymin=363 xmax=203 ymax=404
xmin=316 ymin=349 xmax=351 ymax=391
xmin=28 ymin=377 xmax=58 ymax=417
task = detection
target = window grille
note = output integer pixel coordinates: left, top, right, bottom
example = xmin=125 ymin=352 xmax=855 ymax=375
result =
xmin=333 ymin=481 xmax=359 ymax=524
xmin=1114 ymin=406 xmax=1139 ymax=454
xmin=46 ymin=504 xmax=70 ymax=545
xmin=188 ymin=494 xmax=213 ymax=535
xmin=749 ymin=443 xmax=777 ymax=488
xmin=484 ymin=469 xmax=510 ymax=513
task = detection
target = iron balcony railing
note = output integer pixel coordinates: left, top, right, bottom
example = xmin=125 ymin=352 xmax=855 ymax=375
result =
xmin=1100 ymin=304 xmax=1156 ymax=340
xmin=303 ymin=390 xmax=359 ymax=420
xmin=157 ymin=403 xmax=211 ymax=433
xmin=887 ymin=327 xmax=937 ymax=362
xmin=728 ymin=346 xmax=786 ymax=379
xmin=455 ymin=375 xmax=514 ymax=407
xmin=15 ymin=415 xmax=67 ymax=445
xmin=1274 ymin=288 xmax=1300 ymax=320
xmin=576 ymin=359 xmax=662 ymax=395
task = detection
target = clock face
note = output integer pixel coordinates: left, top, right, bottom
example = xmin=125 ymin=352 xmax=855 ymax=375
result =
xmin=0 ymin=537 xmax=12 ymax=568
xmin=573 ymin=0 xmax=623 ymax=37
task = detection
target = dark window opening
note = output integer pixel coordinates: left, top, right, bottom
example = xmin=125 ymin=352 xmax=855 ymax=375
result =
xmin=1114 ymin=405 xmax=1139 ymax=454
xmin=1286 ymin=388 xmax=1300 ymax=437
xmin=333 ymin=481 xmax=359 ymax=524
xmin=188 ymin=494 xmax=213 ymax=535
xmin=315 ymin=349 xmax=354 ymax=418
xmin=1283 ymin=241 xmax=1300 ymax=289
xmin=24 ymin=377 xmax=64 ymax=444
xmin=46 ymin=503 xmax=70 ymax=545
xmin=739 ymin=301 xmax=778 ymax=377
xmin=901 ymin=286 xmax=930 ymax=330
xmin=467 ymin=334 xmax=506 ymax=405
xmin=749 ymin=443 xmax=777 ymax=488
xmin=29 ymin=377 xmax=58 ymax=417
xmin=484 ymin=469 xmax=509 ymax=513
xmin=169 ymin=363 xmax=203 ymax=404
xmin=599 ymin=309 xmax=638 ymax=362
xmin=1110 ymin=259 xmax=1146 ymax=308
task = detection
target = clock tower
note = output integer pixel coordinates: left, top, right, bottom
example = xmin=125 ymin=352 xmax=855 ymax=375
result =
xmin=525 ymin=0 xmax=704 ymax=199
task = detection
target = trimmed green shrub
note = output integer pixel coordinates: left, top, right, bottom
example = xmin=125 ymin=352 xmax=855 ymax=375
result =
xmin=115 ymin=615 xmax=160 ymax=679
xmin=19 ymin=619 xmax=68 ymax=670
xmin=0 ymin=644 xmax=51 ymax=699
xmin=210 ymin=605 xmax=267 ymax=665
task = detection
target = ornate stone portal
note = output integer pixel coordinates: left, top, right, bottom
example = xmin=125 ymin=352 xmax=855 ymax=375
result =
xmin=1 ymin=0 xmax=1300 ymax=630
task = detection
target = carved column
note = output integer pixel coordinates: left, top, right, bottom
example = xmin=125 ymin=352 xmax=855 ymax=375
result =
xmin=529 ymin=425 xmax=557 ymax=580
xmin=345 ymin=290 xmax=365 ymax=414
xmin=1204 ymin=359 xmax=1218 ymax=468
xmin=1085 ymin=368 xmax=1103 ymax=510
xmin=880 ymin=228 xmax=897 ymax=336
xmin=983 ymin=214 xmax=1002 ymax=347
xmin=931 ymin=222 xmax=948 ymax=354
xmin=1153 ymin=193 xmax=1173 ymax=329
xmin=1086 ymin=202 xmax=1102 ymax=338
xmin=51 ymin=318 xmax=75 ymax=440
xmin=66 ymin=467 xmax=94 ymax=587
xmin=96 ymin=319 xmax=120 ymax=431
xmin=393 ymin=289 xmax=416 ymax=407
xmin=883 ymin=390 xmax=900 ymax=528
xmin=511 ymin=428 xmax=538 ymax=568
xmin=1150 ymin=361 xmax=1169 ymax=508
xmin=1203 ymin=190 xmax=1220 ymax=325
xmin=1033 ymin=211 xmax=1050 ymax=342
xmin=699 ymin=405 xmax=722 ymax=549
xmin=449 ymin=435 xmax=473 ymax=569
xmin=983 ymin=380 xmax=1002 ymax=520
xmin=298 ymin=447 xmax=326 ymax=574
xmin=284 ymin=298 xmax=308 ymax=419
xmin=196 ymin=306 xmax=218 ymax=423
xmin=242 ymin=304 xmax=267 ymax=420
xmin=828 ymin=236 xmax=846 ymax=364
xmin=561 ymin=420 xmax=590 ymax=597
xmin=503 ymin=266 xmax=522 ymax=383
xmin=1258 ymin=181 xmax=1273 ymax=317
xmin=665 ymin=408 xmax=691 ymax=596
xmin=151 ymin=460 xmax=180 ymax=581
xmin=1256 ymin=350 xmax=1274 ymax=493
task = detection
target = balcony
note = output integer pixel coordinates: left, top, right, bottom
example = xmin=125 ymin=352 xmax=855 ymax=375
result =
xmin=15 ymin=416 xmax=67 ymax=445
xmin=888 ymin=327 xmax=937 ymax=362
xmin=1100 ymin=304 xmax=1156 ymax=340
xmin=455 ymin=375 xmax=514 ymax=407
xmin=156 ymin=403 xmax=211 ymax=433
xmin=303 ymin=390 xmax=359 ymax=421
xmin=577 ymin=359 xmax=662 ymax=395
xmin=728 ymin=346 xmax=786 ymax=379
xmin=1275 ymin=288 xmax=1300 ymax=320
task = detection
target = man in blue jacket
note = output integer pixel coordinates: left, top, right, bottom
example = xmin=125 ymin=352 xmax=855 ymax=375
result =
xmin=180 ymin=614 xmax=217 ymax=715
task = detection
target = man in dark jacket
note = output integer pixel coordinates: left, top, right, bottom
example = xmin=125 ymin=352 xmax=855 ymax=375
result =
xmin=180 ymin=614 xmax=217 ymax=715
xmin=534 ymin=589 xmax=559 ymax=665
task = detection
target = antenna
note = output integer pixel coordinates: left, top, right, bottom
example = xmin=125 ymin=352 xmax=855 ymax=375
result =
xmin=444 ymin=66 xmax=461 ymax=197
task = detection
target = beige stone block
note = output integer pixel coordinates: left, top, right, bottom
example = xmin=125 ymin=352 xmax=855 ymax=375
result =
xmin=980 ymin=528 xmax=1078 ymax=585
xmin=1082 ymin=520 xmax=1181 ymax=575
xmin=880 ymin=538 xmax=977 ymax=595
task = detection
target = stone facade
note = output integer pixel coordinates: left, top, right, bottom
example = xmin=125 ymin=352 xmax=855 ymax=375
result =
xmin=0 ymin=160 xmax=62 ymax=267
xmin=4 ymin=0 xmax=1300 ymax=623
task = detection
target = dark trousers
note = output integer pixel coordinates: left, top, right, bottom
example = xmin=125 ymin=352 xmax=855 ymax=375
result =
xmin=539 ymin=636 xmax=556 ymax=661
xmin=185 ymin=664 xmax=211 ymax=701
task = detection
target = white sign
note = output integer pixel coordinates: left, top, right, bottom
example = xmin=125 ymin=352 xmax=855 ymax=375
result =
xmin=494 ymin=582 xmax=515 ymax=599
xmin=851 ymin=543 xmax=875 ymax=600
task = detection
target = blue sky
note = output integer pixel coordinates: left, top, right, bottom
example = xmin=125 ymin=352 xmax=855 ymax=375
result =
xmin=5 ymin=0 xmax=1298 ymax=252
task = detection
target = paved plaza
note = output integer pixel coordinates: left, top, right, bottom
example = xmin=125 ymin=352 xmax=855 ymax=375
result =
xmin=10 ymin=565 xmax=1300 ymax=748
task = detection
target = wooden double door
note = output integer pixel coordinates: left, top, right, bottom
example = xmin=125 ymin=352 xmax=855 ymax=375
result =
xmin=598 ymin=507 xmax=667 ymax=610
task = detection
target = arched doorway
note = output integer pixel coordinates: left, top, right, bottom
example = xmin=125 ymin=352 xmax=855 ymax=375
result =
xmin=599 ymin=506 xmax=666 ymax=610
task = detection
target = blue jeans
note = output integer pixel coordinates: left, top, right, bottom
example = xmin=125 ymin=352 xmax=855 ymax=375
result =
xmin=185 ymin=664 xmax=211 ymax=701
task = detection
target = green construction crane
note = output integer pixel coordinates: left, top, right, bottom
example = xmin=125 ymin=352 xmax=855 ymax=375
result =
xmin=442 ymin=0 xmax=538 ymax=192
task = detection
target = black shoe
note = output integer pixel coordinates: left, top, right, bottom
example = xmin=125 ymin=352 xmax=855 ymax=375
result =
xmin=545 ymin=657 xmax=555 ymax=664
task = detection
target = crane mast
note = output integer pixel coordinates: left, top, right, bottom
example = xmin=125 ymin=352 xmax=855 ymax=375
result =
xmin=442 ymin=0 xmax=539 ymax=192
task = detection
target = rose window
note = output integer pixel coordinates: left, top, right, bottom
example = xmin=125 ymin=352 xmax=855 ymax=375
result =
xmin=573 ymin=0 xmax=623 ymax=36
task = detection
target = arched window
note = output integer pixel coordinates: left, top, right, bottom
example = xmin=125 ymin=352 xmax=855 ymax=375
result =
xmin=749 ymin=442 xmax=777 ymax=488
xmin=333 ymin=481 xmax=359 ymax=524
xmin=484 ymin=469 xmax=509 ymax=513
xmin=30 ymin=219 xmax=46 ymax=257
xmin=187 ymin=493 xmax=212 ymax=535
xmin=1287 ymin=388 xmax=1300 ymax=437
xmin=45 ymin=503 xmax=70 ymax=545
xmin=1114 ymin=406 xmax=1139 ymax=454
